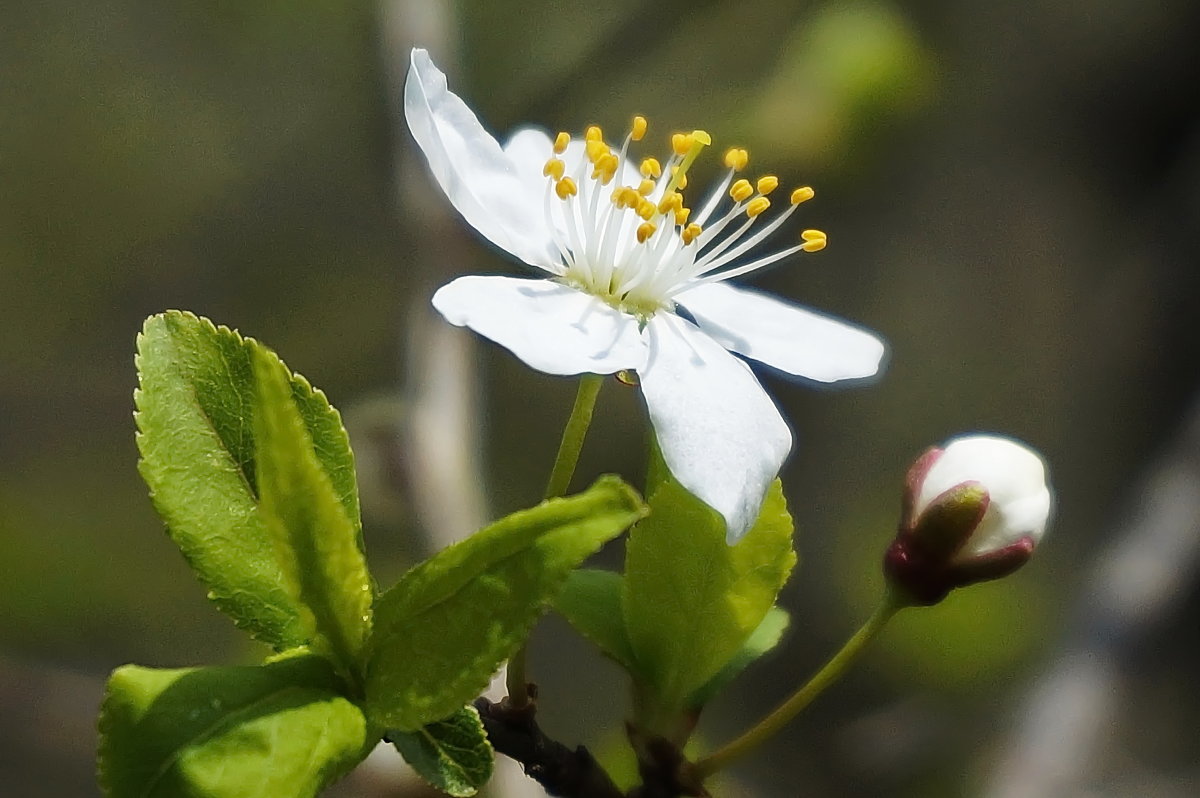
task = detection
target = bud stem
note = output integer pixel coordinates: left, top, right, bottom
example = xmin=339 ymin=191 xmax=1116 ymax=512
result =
xmin=507 ymin=373 xmax=606 ymax=707
xmin=695 ymin=590 xmax=907 ymax=778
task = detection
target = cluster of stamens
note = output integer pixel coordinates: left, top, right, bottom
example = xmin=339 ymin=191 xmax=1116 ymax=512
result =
xmin=540 ymin=115 xmax=826 ymax=316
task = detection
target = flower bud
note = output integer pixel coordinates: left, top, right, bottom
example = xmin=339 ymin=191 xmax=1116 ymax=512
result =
xmin=885 ymin=435 xmax=1052 ymax=605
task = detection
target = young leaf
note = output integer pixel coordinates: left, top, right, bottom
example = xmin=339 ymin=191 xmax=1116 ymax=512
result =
xmin=687 ymin=606 xmax=790 ymax=708
xmin=134 ymin=311 xmax=361 ymax=650
xmin=98 ymin=654 xmax=373 ymax=798
xmin=365 ymin=476 xmax=645 ymax=731
xmin=553 ymin=569 xmax=638 ymax=672
xmin=389 ymin=706 xmax=494 ymax=797
xmin=623 ymin=455 xmax=796 ymax=712
xmin=252 ymin=347 xmax=372 ymax=674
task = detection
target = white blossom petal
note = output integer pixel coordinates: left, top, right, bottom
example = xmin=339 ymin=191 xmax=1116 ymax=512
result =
xmin=677 ymin=281 xmax=886 ymax=383
xmin=404 ymin=49 xmax=556 ymax=269
xmin=639 ymin=314 xmax=792 ymax=543
xmin=432 ymin=275 xmax=647 ymax=375
xmin=915 ymin=434 xmax=1052 ymax=556
xmin=502 ymin=127 xmax=558 ymax=206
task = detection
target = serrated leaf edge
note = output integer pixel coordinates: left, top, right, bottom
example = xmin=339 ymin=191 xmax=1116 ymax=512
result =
xmin=133 ymin=310 xmax=363 ymax=647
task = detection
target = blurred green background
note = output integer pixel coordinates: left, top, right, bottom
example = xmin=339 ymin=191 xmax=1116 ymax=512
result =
xmin=3 ymin=0 xmax=1199 ymax=795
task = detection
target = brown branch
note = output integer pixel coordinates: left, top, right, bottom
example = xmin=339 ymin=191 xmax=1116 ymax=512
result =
xmin=474 ymin=690 xmax=712 ymax=798
xmin=473 ymin=691 xmax=624 ymax=798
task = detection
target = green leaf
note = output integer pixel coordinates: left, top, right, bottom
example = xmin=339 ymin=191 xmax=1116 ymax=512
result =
xmin=252 ymin=347 xmax=372 ymax=673
xmin=98 ymin=654 xmax=373 ymax=798
xmin=553 ymin=569 xmax=638 ymax=672
xmin=687 ymin=607 xmax=790 ymax=708
xmin=389 ymin=706 xmax=494 ymax=797
xmin=134 ymin=310 xmax=362 ymax=650
xmin=365 ymin=476 xmax=645 ymax=730
xmin=623 ymin=451 xmax=796 ymax=712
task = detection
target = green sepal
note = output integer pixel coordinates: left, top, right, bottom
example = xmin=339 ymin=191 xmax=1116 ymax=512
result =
xmin=623 ymin=447 xmax=797 ymax=713
xmin=553 ymin=568 xmax=638 ymax=673
xmin=252 ymin=346 xmax=372 ymax=674
xmin=389 ymin=706 xmax=494 ymax=797
xmin=686 ymin=606 xmax=790 ymax=708
xmin=134 ymin=311 xmax=362 ymax=650
xmin=365 ymin=476 xmax=645 ymax=731
xmin=97 ymin=654 xmax=374 ymax=798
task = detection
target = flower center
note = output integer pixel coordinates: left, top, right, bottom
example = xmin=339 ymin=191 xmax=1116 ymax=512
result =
xmin=540 ymin=116 xmax=827 ymax=321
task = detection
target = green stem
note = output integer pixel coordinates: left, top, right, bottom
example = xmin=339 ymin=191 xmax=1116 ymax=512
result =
xmin=694 ymin=592 xmax=905 ymax=778
xmin=506 ymin=373 xmax=605 ymax=706
xmin=542 ymin=374 xmax=605 ymax=500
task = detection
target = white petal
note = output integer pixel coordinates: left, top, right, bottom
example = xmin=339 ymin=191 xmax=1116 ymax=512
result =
xmin=676 ymin=282 xmax=886 ymax=383
xmin=916 ymin=435 xmax=1052 ymax=554
xmin=404 ymin=49 xmax=556 ymax=269
xmin=503 ymin=126 xmax=558 ymax=204
xmin=432 ymin=275 xmax=647 ymax=375
xmin=639 ymin=314 xmax=792 ymax=543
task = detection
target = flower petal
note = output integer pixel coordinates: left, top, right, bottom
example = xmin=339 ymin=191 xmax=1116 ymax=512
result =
xmin=639 ymin=314 xmax=792 ymax=543
xmin=404 ymin=49 xmax=556 ymax=269
xmin=676 ymin=282 xmax=886 ymax=382
xmin=432 ymin=275 xmax=647 ymax=375
xmin=502 ymin=126 xmax=558 ymax=205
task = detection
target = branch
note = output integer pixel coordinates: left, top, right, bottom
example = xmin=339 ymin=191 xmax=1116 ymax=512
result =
xmin=473 ymin=693 xmax=624 ymax=798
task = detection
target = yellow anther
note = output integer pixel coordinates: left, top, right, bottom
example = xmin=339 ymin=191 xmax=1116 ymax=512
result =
xmin=585 ymin=139 xmax=608 ymax=163
xmin=746 ymin=197 xmax=771 ymax=218
xmin=554 ymin=132 xmax=570 ymax=154
xmin=723 ymin=147 xmax=749 ymax=171
xmin=664 ymin=130 xmax=709 ymax=196
xmin=673 ymin=206 xmax=691 ymax=226
xmin=543 ymin=157 xmax=566 ymax=180
xmin=631 ymin=115 xmax=648 ymax=141
xmin=555 ymin=177 xmax=578 ymax=200
xmin=669 ymin=165 xmax=688 ymax=190
xmin=595 ymin=165 xmax=618 ymax=185
xmin=636 ymin=198 xmax=657 ymax=220
xmin=671 ymin=132 xmax=692 ymax=157
xmin=640 ymin=157 xmax=662 ymax=178
xmin=585 ymin=125 xmax=604 ymax=143
xmin=790 ymin=186 xmax=815 ymax=205
xmin=638 ymin=178 xmax=655 ymax=196
xmin=615 ymin=187 xmax=641 ymax=208
xmin=636 ymin=222 xmax=657 ymax=243
xmin=756 ymin=175 xmax=779 ymax=195
xmin=592 ymin=153 xmax=619 ymax=181
xmin=730 ymin=179 xmax=754 ymax=203
xmin=801 ymin=229 xmax=827 ymax=252
xmin=681 ymin=223 xmax=703 ymax=245
xmin=657 ymin=191 xmax=683 ymax=215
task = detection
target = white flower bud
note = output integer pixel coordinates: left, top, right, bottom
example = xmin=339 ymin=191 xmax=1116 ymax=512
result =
xmin=912 ymin=435 xmax=1052 ymax=558
xmin=886 ymin=434 xmax=1053 ymax=605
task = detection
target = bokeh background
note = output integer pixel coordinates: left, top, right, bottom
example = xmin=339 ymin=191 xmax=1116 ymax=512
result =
xmin=3 ymin=0 xmax=1199 ymax=796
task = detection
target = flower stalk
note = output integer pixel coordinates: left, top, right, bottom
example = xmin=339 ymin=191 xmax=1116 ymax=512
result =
xmin=507 ymin=373 xmax=605 ymax=707
xmin=695 ymin=590 xmax=907 ymax=778
xmin=544 ymin=374 xmax=605 ymax=500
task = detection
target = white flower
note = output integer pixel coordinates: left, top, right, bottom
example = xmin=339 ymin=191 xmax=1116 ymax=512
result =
xmin=913 ymin=435 xmax=1052 ymax=557
xmin=404 ymin=48 xmax=886 ymax=542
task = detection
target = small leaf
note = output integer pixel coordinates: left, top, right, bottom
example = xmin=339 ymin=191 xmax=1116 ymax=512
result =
xmin=98 ymin=654 xmax=373 ymax=798
xmin=365 ymin=476 xmax=644 ymax=730
xmin=553 ymin=569 xmax=638 ymax=672
xmin=134 ymin=311 xmax=362 ymax=649
xmin=389 ymin=706 xmax=494 ymax=797
xmin=623 ymin=448 xmax=796 ymax=712
xmin=253 ymin=347 xmax=372 ymax=673
xmin=687 ymin=607 xmax=790 ymax=708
